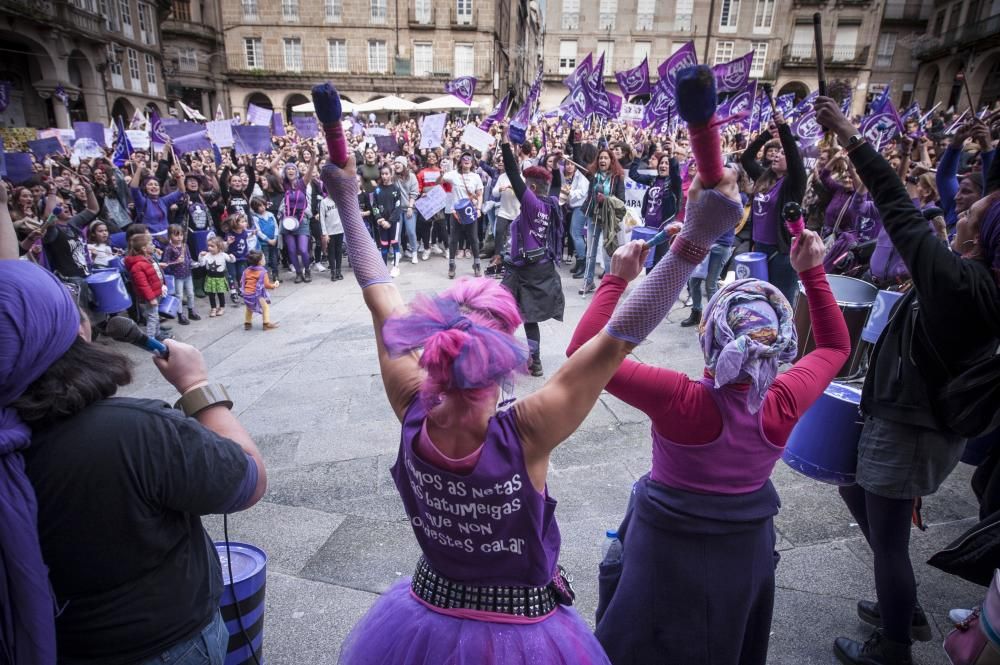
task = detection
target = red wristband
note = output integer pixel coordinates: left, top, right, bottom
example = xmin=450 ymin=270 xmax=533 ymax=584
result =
xmin=670 ymin=236 xmax=710 ymax=264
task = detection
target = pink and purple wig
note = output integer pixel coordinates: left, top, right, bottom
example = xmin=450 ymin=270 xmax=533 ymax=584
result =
xmin=382 ymin=278 xmax=529 ymax=411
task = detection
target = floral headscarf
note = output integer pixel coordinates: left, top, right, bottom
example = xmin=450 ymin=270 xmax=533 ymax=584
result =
xmin=699 ymin=278 xmax=798 ymax=413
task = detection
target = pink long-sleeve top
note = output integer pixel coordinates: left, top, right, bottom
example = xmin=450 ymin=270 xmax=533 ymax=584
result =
xmin=567 ymin=265 xmax=850 ymax=492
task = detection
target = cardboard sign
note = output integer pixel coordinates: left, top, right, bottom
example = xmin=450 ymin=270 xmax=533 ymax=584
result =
xmin=460 ymin=125 xmax=495 ymax=154
xmin=414 ymin=185 xmax=447 ymax=220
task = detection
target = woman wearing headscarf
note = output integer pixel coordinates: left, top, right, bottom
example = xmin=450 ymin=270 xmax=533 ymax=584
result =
xmin=311 ymin=80 xmax=738 ymax=665
xmin=814 ymin=97 xmax=1000 ymax=665
xmin=1 ymin=209 xmax=266 ymax=662
xmin=567 ymin=67 xmax=852 ymax=665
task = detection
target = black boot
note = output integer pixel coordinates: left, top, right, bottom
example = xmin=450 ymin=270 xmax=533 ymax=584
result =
xmin=834 ymin=630 xmax=912 ymax=665
xmin=571 ymin=258 xmax=585 ymax=278
xmin=187 ymin=308 xmax=201 ymax=321
xmin=680 ymin=310 xmax=702 ymax=328
xmin=303 ymin=269 xmax=312 ymax=283
xmin=448 ymin=262 xmax=456 ymax=279
xmin=856 ymin=601 xmax=933 ymax=642
xmin=294 ymin=272 xmax=304 ymax=284
xmin=177 ymin=311 xmax=190 ymax=326
xmin=529 ymin=355 xmax=543 ymax=377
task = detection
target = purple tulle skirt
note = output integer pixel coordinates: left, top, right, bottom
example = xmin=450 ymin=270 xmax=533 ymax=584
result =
xmin=339 ymin=580 xmax=611 ymax=665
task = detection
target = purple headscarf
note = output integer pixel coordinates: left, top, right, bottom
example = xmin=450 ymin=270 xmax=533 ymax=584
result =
xmin=981 ymin=198 xmax=1000 ymax=286
xmin=699 ymin=278 xmax=798 ymax=413
xmin=1 ymin=260 xmax=80 ymax=664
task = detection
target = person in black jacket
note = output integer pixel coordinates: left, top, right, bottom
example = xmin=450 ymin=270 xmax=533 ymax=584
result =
xmin=814 ymin=97 xmax=1000 ymax=665
xmin=739 ymin=113 xmax=807 ymax=304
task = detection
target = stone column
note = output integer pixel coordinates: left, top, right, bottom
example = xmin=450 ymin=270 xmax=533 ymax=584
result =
xmin=201 ymin=89 xmax=211 ymax=117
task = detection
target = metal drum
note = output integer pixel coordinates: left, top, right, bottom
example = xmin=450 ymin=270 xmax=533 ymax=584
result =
xmin=782 ymin=382 xmax=863 ymax=485
xmin=158 ymin=294 xmax=180 ymax=317
xmin=216 ymin=542 xmax=267 ymax=665
xmin=733 ymin=252 xmax=768 ymax=281
xmin=85 ymin=270 xmax=132 ymax=314
xmin=861 ymin=289 xmax=904 ymax=344
xmin=630 ymin=226 xmax=658 ymax=268
xmin=793 ymin=274 xmax=877 ymax=378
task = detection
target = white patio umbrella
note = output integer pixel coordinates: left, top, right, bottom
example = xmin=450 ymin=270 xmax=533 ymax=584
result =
xmin=290 ymin=99 xmax=356 ymax=114
xmin=415 ymin=95 xmax=481 ymax=111
xmin=353 ymin=95 xmax=418 ymax=112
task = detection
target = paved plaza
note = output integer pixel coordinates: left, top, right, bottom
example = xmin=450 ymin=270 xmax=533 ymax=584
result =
xmin=119 ymin=256 xmax=986 ymax=664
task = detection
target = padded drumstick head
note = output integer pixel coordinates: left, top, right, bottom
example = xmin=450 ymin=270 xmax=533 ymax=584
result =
xmin=311 ymin=82 xmax=343 ymax=125
xmin=676 ymin=65 xmax=717 ymax=127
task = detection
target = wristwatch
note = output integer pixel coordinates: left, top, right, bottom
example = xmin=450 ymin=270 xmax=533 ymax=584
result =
xmin=174 ymin=383 xmax=233 ymax=417
xmin=845 ymin=134 xmax=866 ymax=152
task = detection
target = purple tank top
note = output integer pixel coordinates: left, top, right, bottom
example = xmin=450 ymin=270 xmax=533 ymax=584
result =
xmin=652 ymin=378 xmax=784 ymax=494
xmin=509 ymin=190 xmax=557 ymax=266
xmin=391 ymin=400 xmax=561 ymax=587
xmin=751 ymin=178 xmax=784 ymax=245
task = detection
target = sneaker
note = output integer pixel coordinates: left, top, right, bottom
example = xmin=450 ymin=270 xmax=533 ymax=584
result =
xmin=313 ymin=263 xmax=327 ymax=272
xmin=178 ymin=313 xmax=190 ymax=326
xmin=390 ymin=266 xmax=400 ymax=278
xmin=579 ymin=282 xmax=596 ymax=296
xmin=263 ymin=321 xmax=279 ymax=330
xmin=244 ymin=322 xmax=252 ymax=331
xmin=411 ymin=255 xmax=419 ymax=264
xmin=856 ymin=601 xmax=933 ymax=642
xmin=403 ymin=250 xmax=413 ymax=258
xmin=529 ymin=357 xmax=543 ymax=377
xmin=294 ymin=273 xmax=304 ymax=284
xmin=209 ymin=308 xmax=219 ymax=318
xmin=431 ymin=245 xmax=444 ymax=256
xmin=421 ymin=249 xmax=431 ymax=261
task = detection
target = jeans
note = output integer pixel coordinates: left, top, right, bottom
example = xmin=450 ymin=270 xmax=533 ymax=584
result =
xmin=569 ymin=207 xmax=587 ymax=258
xmin=137 ymin=611 xmax=227 ymax=665
xmin=226 ymin=259 xmax=248 ymax=292
xmin=753 ymin=242 xmax=799 ymax=306
xmin=173 ymin=274 xmax=195 ymax=311
xmin=142 ymin=302 xmax=159 ymax=339
xmin=260 ymin=244 xmax=279 ymax=282
xmin=494 ymin=216 xmax=513 ymax=258
xmin=583 ymin=217 xmax=610 ymax=286
xmin=402 ymin=209 xmax=418 ymax=254
xmin=689 ymin=243 xmax=735 ymax=312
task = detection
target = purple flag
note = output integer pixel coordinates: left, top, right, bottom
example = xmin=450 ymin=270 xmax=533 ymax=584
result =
xmin=899 ymin=101 xmax=921 ymax=123
xmin=54 ymin=84 xmax=69 ymax=105
xmin=870 ymin=83 xmax=892 ymax=114
xmin=149 ymin=108 xmax=170 ymax=150
xmin=776 ymin=93 xmax=796 ymax=117
xmin=657 ymin=42 xmax=698 ymax=92
xmin=712 ymin=51 xmax=754 ymax=95
xmin=716 ymin=81 xmax=757 ymax=127
xmin=564 ymin=53 xmax=593 ymax=91
xmin=479 ymin=92 xmax=510 ymax=131
xmin=162 ymin=121 xmax=204 ymax=140
xmin=641 ymin=78 xmax=675 ymax=129
xmin=615 ymin=57 xmax=651 ymax=99
xmin=272 ymin=111 xmax=286 ymax=137
xmin=233 ymin=125 xmax=273 ymax=155
xmin=0 ymin=81 xmax=10 ymax=113
xmin=246 ymin=103 xmax=273 ymax=127
xmin=789 ymin=92 xmax=825 ymax=146
xmin=27 ymin=137 xmax=64 ymax=161
xmin=292 ymin=116 xmax=318 ymax=139
xmin=445 ymin=76 xmax=478 ymax=105
xmin=73 ymin=121 xmax=106 ymax=148
xmin=511 ymin=65 xmax=545 ymax=128
xmin=172 ymin=130 xmax=212 ymax=156
xmin=112 ymin=117 xmax=134 ymax=167
xmin=859 ymin=99 xmax=904 ymax=149
xmin=5 ymin=152 xmax=35 ymax=184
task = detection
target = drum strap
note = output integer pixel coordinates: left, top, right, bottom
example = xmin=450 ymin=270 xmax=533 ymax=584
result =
xmin=824 ymin=192 xmax=856 ymax=252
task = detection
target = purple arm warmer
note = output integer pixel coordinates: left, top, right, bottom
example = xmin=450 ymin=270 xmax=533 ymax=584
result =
xmin=606 ymin=190 xmax=743 ymax=344
xmin=321 ymin=164 xmax=391 ymax=288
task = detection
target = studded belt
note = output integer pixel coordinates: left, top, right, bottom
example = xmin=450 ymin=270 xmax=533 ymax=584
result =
xmin=410 ymin=557 xmax=559 ymax=619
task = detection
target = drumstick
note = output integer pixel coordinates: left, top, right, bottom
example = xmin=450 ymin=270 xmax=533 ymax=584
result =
xmin=957 ymin=71 xmax=976 ymax=115
xmin=814 ymin=13 xmax=827 ymax=98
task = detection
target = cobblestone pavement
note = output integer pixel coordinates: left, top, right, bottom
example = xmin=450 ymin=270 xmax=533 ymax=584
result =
xmin=120 ymin=255 xmax=985 ymax=664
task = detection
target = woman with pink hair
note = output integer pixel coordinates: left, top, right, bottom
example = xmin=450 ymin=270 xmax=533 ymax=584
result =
xmin=311 ymin=80 xmax=739 ymax=664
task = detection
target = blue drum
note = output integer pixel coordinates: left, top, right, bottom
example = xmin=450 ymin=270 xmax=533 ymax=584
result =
xmin=455 ymin=198 xmax=477 ymax=225
xmin=163 ymin=274 xmax=175 ymax=294
xmin=630 ymin=226 xmax=658 ymax=268
xmin=733 ymin=252 xmax=768 ymax=281
xmin=782 ymin=382 xmax=863 ymax=485
xmin=86 ymin=270 xmax=132 ymax=314
xmin=191 ymin=229 xmax=211 ymax=254
xmin=216 ymin=542 xmax=267 ymax=665
xmin=861 ymin=289 xmax=904 ymax=344
xmin=158 ymin=294 xmax=180 ymax=317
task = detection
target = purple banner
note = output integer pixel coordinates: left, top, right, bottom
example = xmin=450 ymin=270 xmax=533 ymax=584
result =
xmin=716 ymin=81 xmax=756 ymax=127
xmin=657 ymin=42 xmax=698 ymax=92
xmin=149 ymin=108 xmax=170 ymax=150
xmin=712 ymin=51 xmax=754 ymax=95
xmin=5 ymin=152 xmax=35 ymax=184
xmin=73 ymin=121 xmax=106 ymax=148
xmin=564 ymin=53 xmax=593 ymax=92
xmin=615 ymin=57 xmax=651 ymax=99
xmin=272 ymin=111 xmax=286 ymax=137
xmin=162 ymin=121 xmax=204 ymax=140
xmin=859 ymin=99 xmax=903 ymax=149
xmin=27 ymin=137 xmax=64 ymax=160
xmin=291 ymin=116 xmax=318 ymax=139
xmin=789 ymin=92 xmax=824 ymax=146
xmin=233 ymin=125 xmax=273 ymax=155
xmin=445 ymin=76 xmax=478 ymax=105
xmin=479 ymin=92 xmax=510 ymax=131
xmin=172 ymin=130 xmax=213 ymax=155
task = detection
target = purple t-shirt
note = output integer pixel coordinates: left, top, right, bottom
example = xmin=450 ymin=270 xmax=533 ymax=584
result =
xmin=643 ymin=177 xmax=668 ymax=227
xmin=752 ymin=178 xmax=784 ymax=245
xmin=510 ymin=190 xmax=557 ymax=266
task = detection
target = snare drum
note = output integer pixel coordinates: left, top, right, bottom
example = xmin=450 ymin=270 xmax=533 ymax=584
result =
xmin=782 ymin=382 xmax=863 ymax=485
xmin=281 ymin=217 xmax=300 ymax=232
xmin=793 ymin=274 xmax=877 ymax=379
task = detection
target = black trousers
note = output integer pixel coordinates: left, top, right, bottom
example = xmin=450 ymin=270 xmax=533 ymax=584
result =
xmin=448 ymin=217 xmax=480 ymax=264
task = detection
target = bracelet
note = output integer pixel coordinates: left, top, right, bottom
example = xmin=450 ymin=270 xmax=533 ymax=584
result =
xmin=845 ymin=138 xmax=869 ymax=155
xmin=670 ymin=236 xmax=710 ymax=265
xmin=174 ymin=383 xmax=233 ymax=417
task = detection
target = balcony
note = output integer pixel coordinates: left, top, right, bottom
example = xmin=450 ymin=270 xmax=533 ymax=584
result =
xmin=882 ymin=0 xmax=929 ymax=22
xmin=782 ymin=44 xmax=870 ymax=68
xmin=792 ymin=0 xmax=827 ymax=6
xmin=913 ymin=14 xmax=1000 ymax=59
xmin=450 ymin=6 xmax=476 ymax=29
xmin=0 ymin=0 xmax=54 ymax=18
xmin=226 ymin=53 xmax=492 ymax=81
xmin=408 ymin=6 xmax=435 ymax=27
xmin=162 ymin=18 xmax=218 ymax=41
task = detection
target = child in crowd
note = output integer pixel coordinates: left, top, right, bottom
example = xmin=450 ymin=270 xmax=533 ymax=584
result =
xmin=225 ymin=212 xmax=251 ymax=304
xmin=319 ymin=189 xmax=344 ymax=281
xmin=199 ymin=236 xmax=235 ymax=317
xmin=241 ymin=250 xmax=279 ymax=330
xmin=251 ymin=197 xmax=280 ymax=284
xmin=86 ymin=220 xmax=116 ymax=269
xmin=124 ymin=233 xmax=170 ymax=341
xmin=161 ymin=224 xmax=200 ymax=325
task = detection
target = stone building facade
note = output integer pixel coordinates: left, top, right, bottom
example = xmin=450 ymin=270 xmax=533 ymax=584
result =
xmin=161 ymin=0 xmax=229 ymax=118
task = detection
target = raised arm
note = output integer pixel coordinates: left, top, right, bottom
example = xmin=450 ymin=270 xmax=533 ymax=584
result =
xmin=500 ymin=140 xmax=527 ymax=201
xmin=741 ymin=131 xmax=770 ymax=182
xmin=628 ymin=158 xmax=655 ymax=186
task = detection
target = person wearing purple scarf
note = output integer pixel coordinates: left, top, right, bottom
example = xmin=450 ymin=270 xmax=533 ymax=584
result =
xmin=815 ymin=98 xmax=1000 ymax=665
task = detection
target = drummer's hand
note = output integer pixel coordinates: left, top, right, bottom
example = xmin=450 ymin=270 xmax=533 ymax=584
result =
xmin=790 ymin=229 xmax=825 ymax=273
xmin=608 ymin=240 xmax=649 ymax=283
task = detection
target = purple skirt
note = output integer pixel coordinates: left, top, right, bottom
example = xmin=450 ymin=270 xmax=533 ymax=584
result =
xmin=339 ymin=580 xmax=610 ymax=665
